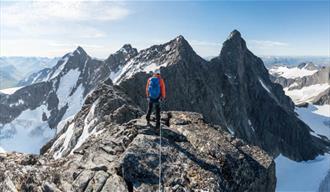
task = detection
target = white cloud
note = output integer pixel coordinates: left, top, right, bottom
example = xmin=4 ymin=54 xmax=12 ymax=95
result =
xmin=248 ymin=40 xmax=289 ymax=48
xmin=0 ymin=1 xmax=130 ymax=39
xmin=189 ymin=40 xmax=221 ymax=57
xmin=190 ymin=40 xmax=220 ymax=47
xmin=0 ymin=1 xmax=131 ymax=56
xmin=1 ymin=1 xmax=130 ymax=26
xmin=247 ymin=40 xmax=293 ymax=56
xmin=49 ymin=42 xmax=104 ymax=49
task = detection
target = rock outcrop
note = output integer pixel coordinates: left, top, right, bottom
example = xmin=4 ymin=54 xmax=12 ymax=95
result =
xmin=0 ymin=111 xmax=275 ymax=192
xmin=41 ymin=79 xmax=143 ymax=158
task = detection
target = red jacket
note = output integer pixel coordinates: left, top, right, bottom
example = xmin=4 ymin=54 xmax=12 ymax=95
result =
xmin=146 ymin=74 xmax=166 ymax=99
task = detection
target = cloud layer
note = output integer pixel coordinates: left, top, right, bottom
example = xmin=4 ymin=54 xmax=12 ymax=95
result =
xmin=1 ymin=1 xmax=131 ymax=56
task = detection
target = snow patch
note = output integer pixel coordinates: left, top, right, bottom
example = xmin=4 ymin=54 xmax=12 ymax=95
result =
xmin=56 ymin=115 xmax=75 ymax=133
xmin=0 ymin=86 xmax=23 ymax=95
xmin=53 ymin=122 xmax=75 ymax=159
xmin=143 ymin=62 xmax=167 ymax=73
xmin=0 ymin=105 xmax=55 ymax=154
xmin=32 ymin=71 xmax=43 ymax=84
xmin=269 ymin=66 xmax=318 ymax=79
xmin=227 ymin=126 xmax=235 ymax=135
xmin=71 ymin=101 xmax=98 ymax=153
xmin=109 ymin=65 xmax=124 ymax=81
xmin=49 ymin=57 xmax=69 ymax=80
xmin=258 ymin=78 xmax=271 ymax=93
xmin=284 ymin=83 xmax=330 ymax=104
xmin=9 ymin=99 xmax=25 ymax=107
xmin=0 ymin=146 xmax=5 ymax=153
xmin=248 ymin=119 xmax=255 ymax=132
xmin=120 ymin=47 xmax=128 ymax=53
xmin=56 ymin=68 xmax=81 ymax=109
xmin=165 ymin=45 xmax=171 ymax=51
xmin=60 ymin=84 xmax=85 ymax=121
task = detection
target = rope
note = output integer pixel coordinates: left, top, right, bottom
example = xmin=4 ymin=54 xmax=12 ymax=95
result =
xmin=159 ymin=123 xmax=162 ymax=191
xmin=159 ymin=100 xmax=163 ymax=192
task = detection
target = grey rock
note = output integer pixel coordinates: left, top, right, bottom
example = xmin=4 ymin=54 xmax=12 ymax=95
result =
xmin=0 ymin=111 xmax=276 ymax=192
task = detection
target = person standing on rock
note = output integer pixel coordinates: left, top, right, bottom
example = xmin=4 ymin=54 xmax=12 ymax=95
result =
xmin=145 ymin=69 xmax=166 ymax=129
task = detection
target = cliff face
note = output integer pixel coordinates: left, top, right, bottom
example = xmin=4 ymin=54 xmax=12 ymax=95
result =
xmin=119 ymin=30 xmax=330 ymax=161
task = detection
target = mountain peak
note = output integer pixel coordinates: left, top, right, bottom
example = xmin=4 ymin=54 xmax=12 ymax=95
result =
xmin=73 ymin=46 xmax=87 ymax=56
xmin=121 ymin=44 xmax=133 ymax=50
xmin=118 ymin=44 xmax=138 ymax=55
xmin=168 ymin=35 xmax=195 ymax=54
xmin=174 ymin=35 xmax=189 ymax=45
xmin=220 ymin=30 xmax=247 ymax=56
xmin=175 ymin=35 xmax=185 ymax=41
xmin=297 ymin=62 xmax=318 ymax=70
xmin=228 ymin=29 xmax=241 ymax=39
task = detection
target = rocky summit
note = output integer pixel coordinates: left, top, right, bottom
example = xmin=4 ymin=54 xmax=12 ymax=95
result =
xmin=0 ymin=111 xmax=275 ymax=192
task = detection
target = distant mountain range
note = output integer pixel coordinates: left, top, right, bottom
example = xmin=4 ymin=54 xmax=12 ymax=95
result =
xmin=261 ymin=56 xmax=330 ymax=67
xmin=1 ymin=54 xmax=328 ymax=90
xmin=0 ymin=57 xmax=59 ymax=89
xmin=269 ymin=62 xmax=330 ymax=105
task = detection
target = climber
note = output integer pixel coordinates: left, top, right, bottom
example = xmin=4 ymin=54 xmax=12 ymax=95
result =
xmin=145 ymin=69 xmax=166 ymax=129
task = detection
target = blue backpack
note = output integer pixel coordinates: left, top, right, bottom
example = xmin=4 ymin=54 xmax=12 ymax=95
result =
xmin=148 ymin=77 xmax=161 ymax=100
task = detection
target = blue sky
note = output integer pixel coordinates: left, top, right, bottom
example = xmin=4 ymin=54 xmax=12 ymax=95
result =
xmin=1 ymin=0 xmax=329 ymax=58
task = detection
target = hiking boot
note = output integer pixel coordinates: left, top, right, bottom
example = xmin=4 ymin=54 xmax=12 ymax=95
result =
xmin=146 ymin=117 xmax=150 ymax=125
xmin=156 ymin=123 xmax=160 ymax=130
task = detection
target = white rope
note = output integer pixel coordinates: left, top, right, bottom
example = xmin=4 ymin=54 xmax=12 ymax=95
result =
xmin=159 ymin=114 xmax=162 ymax=192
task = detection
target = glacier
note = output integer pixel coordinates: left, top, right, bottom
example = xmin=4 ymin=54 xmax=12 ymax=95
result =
xmin=276 ymin=104 xmax=330 ymax=191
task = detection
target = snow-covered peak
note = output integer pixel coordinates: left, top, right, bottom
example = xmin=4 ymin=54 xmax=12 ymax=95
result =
xmin=111 ymin=36 xmax=196 ymax=84
xmin=47 ymin=47 xmax=90 ymax=81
